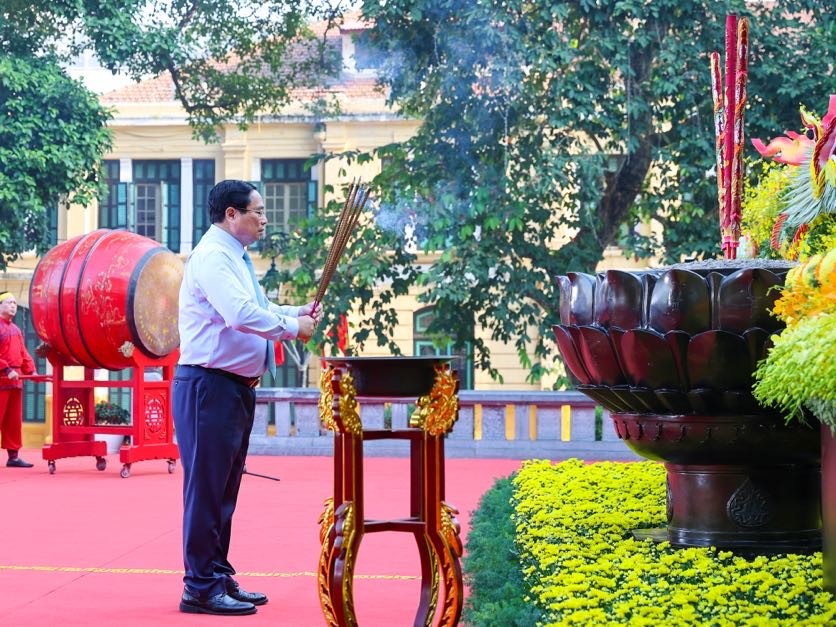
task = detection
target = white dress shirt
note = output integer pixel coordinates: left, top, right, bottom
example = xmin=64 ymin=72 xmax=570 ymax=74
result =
xmin=177 ymin=225 xmax=300 ymax=377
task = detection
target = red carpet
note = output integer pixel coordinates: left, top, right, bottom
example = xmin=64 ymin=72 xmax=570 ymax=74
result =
xmin=0 ymin=448 xmax=523 ymax=626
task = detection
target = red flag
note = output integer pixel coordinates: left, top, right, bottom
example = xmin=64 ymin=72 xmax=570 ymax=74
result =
xmin=274 ymin=340 xmax=285 ymax=366
xmin=337 ymin=315 xmax=349 ymax=355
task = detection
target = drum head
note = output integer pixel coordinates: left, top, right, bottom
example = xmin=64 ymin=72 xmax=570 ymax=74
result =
xmin=128 ymin=249 xmax=183 ymax=358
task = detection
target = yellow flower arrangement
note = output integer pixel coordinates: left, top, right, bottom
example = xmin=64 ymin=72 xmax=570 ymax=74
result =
xmin=741 ymin=160 xmax=795 ymax=258
xmin=753 ymin=249 xmax=836 ymax=427
xmin=771 ymin=251 xmax=836 ymax=324
xmin=743 ymin=96 xmax=836 ymax=428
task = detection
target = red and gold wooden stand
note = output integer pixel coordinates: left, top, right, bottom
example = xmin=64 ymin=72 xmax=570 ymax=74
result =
xmin=40 ymin=350 xmax=179 ymax=478
xmin=317 ymin=357 xmax=462 ymax=627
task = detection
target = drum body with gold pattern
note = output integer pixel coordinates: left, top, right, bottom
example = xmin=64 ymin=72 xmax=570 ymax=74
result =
xmin=30 ymin=229 xmax=183 ymax=370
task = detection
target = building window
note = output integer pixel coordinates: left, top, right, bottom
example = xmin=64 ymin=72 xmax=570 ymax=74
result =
xmin=263 ymin=181 xmax=308 ymax=232
xmin=99 ymin=159 xmax=181 ymax=252
xmin=351 ymin=30 xmax=382 ymax=71
xmin=47 ymin=204 xmax=59 ymax=247
xmin=99 ymin=160 xmax=126 ymax=229
xmin=258 ymin=159 xmax=317 ymax=251
xmin=413 ymin=307 xmax=474 ymax=390
xmin=107 ymin=368 xmax=132 ymax=412
xmin=267 ymin=340 xmax=303 ymax=388
xmin=134 ymin=183 xmax=161 ymax=241
xmin=133 ymin=160 xmax=180 ymax=252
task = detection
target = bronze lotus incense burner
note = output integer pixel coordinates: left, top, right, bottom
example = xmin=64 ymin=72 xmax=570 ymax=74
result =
xmin=554 ymin=259 xmax=820 ymax=552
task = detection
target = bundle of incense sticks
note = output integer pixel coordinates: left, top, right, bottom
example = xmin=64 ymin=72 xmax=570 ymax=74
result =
xmin=313 ymin=180 xmax=371 ymax=307
xmin=710 ymin=14 xmax=749 ymax=260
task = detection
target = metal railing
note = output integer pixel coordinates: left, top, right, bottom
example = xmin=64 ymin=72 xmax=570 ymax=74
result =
xmin=250 ymin=388 xmax=640 ymax=461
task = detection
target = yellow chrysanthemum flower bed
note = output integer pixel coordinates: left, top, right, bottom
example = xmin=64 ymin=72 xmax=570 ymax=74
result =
xmin=512 ymin=459 xmax=836 ymax=626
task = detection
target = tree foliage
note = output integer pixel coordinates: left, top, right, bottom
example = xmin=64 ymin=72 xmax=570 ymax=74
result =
xmin=270 ymin=174 xmax=421 ymax=361
xmin=0 ymin=0 xmax=346 ymax=268
xmin=0 ymin=55 xmax=112 ymax=270
xmin=73 ymin=0 xmax=346 ymax=141
xmin=282 ymin=0 xmax=834 ymax=381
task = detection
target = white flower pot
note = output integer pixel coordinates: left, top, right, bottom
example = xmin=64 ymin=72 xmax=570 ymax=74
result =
xmin=94 ymin=433 xmax=125 ymax=455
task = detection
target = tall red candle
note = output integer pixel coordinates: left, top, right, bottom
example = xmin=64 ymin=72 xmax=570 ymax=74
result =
xmin=722 ymin=14 xmax=738 ymax=259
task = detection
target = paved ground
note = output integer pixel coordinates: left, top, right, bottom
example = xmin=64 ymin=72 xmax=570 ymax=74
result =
xmin=0 ymin=449 xmax=524 ymax=626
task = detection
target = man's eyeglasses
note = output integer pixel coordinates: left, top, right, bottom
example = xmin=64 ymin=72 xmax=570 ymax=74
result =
xmin=237 ymin=208 xmax=266 ymax=218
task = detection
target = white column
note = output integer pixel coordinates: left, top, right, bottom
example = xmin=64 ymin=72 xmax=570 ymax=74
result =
xmin=57 ymin=196 xmax=68 ymax=243
xmin=180 ymin=158 xmax=194 ymax=254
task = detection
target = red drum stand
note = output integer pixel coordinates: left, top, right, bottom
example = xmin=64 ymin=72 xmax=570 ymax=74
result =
xmin=317 ymin=357 xmax=462 ymax=627
xmin=40 ymin=348 xmax=179 ymax=478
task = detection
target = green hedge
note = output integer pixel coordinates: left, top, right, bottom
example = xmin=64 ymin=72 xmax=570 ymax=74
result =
xmin=463 ymin=459 xmax=836 ymax=626
xmin=463 ymin=475 xmax=543 ymax=626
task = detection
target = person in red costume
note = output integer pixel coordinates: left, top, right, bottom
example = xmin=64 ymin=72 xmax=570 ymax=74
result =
xmin=0 ymin=292 xmax=37 ymax=468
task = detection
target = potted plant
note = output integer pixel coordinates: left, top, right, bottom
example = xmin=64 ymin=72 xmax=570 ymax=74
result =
xmin=94 ymin=401 xmax=131 ymax=425
xmin=94 ymin=400 xmax=131 ymax=453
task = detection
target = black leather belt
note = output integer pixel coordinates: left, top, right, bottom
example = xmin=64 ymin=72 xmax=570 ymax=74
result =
xmin=184 ymin=365 xmax=261 ymax=389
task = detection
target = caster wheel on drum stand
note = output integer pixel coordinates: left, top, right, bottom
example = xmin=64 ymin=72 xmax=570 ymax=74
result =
xmin=96 ymin=457 xmax=107 ymax=471
xmin=120 ymin=464 xmax=131 ymax=479
xmin=167 ymin=460 xmax=176 ymax=474
xmin=48 ymin=461 xmax=56 ymax=475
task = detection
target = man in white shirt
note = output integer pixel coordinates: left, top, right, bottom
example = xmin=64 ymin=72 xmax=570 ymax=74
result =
xmin=173 ymin=179 xmax=321 ymax=616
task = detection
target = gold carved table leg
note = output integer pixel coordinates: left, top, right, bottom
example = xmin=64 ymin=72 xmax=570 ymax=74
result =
xmin=318 ymin=362 xmax=462 ymax=627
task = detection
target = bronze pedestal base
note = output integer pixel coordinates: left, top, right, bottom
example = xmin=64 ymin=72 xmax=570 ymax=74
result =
xmin=615 ymin=412 xmax=821 ymax=553
xmin=663 ymin=463 xmax=820 ymax=552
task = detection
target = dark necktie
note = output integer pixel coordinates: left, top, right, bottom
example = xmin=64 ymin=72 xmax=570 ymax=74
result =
xmin=243 ymin=251 xmax=277 ymax=378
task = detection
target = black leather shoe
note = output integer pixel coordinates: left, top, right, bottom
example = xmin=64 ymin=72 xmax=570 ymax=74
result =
xmin=179 ymin=590 xmax=256 ymax=615
xmin=226 ymin=580 xmax=268 ymax=606
xmin=6 ymin=458 xmax=33 ymax=468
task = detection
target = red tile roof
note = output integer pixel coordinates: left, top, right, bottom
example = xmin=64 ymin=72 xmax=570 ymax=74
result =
xmin=101 ymin=12 xmax=386 ymax=106
xmin=101 ymin=72 xmax=386 ymax=105
xmin=101 ymin=73 xmax=177 ymax=103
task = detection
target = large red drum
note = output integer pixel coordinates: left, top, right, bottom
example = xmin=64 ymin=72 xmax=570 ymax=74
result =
xmin=30 ymin=230 xmax=183 ymax=370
